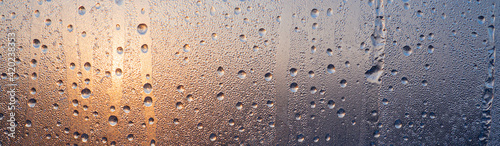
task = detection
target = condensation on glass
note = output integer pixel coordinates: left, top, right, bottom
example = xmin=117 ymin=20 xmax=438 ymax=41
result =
xmin=0 ymin=0 xmax=498 ymax=145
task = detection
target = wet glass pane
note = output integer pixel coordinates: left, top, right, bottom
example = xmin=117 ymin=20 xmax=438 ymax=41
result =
xmin=0 ymin=0 xmax=498 ymax=145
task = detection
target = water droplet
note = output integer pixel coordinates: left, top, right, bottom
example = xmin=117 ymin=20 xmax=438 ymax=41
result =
xmin=422 ymin=80 xmax=428 ymax=86
xmin=109 ymin=116 xmax=118 ymax=126
xmin=176 ymin=102 xmax=184 ymax=109
xmin=391 ymin=69 xmax=398 ymax=75
xmin=416 ymin=10 xmax=423 ymax=17
xmin=427 ymin=45 xmax=434 ymax=53
xmin=123 ymin=106 xmax=130 ymax=113
xmin=290 ymin=68 xmax=298 ymax=77
xmin=236 ymin=102 xmax=243 ymax=110
xmin=395 ymin=119 xmax=402 ymax=128
xmin=327 ymin=8 xmax=333 ymax=16
xmin=115 ymin=68 xmax=122 ymax=76
xmin=216 ymin=67 xmax=224 ymax=76
xmin=258 ymin=28 xmax=267 ymax=36
xmin=31 ymin=72 xmax=37 ymax=80
xmin=478 ymin=16 xmax=485 ymax=24
xmin=382 ymin=98 xmax=389 ymax=105
xmin=217 ymin=92 xmax=224 ymax=100
xmin=290 ymin=83 xmax=298 ymax=92
xmin=34 ymin=10 xmax=40 ymax=18
xmin=72 ymin=99 xmax=79 ymax=107
xmin=117 ymin=47 xmax=123 ymax=54
xmin=239 ymin=34 xmax=247 ymax=42
xmin=67 ymin=24 xmax=73 ymax=32
xmin=340 ymin=79 xmax=347 ymax=87
xmin=175 ymin=85 xmax=185 ymax=92
xmin=326 ymin=48 xmax=333 ymax=56
xmin=144 ymin=96 xmax=153 ymax=107
xmin=312 ymin=23 xmax=318 ymax=29
xmin=141 ymin=44 xmax=148 ymax=53
xmin=297 ymin=134 xmax=305 ymax=142
xmin=137 ymin=23 xmax=148 ymax=35
xmin=328 ymin=100 xmax=335 ymax=109
xmin=143 ymin=83 xmax=152 ymax=94
xmin=81 ymin=88 xmax=91 ymax=99
xmin=28 ymin=99 xmax=36 ymax=107
xmin=41 ymin=45 xmax=48 ymax=53
xmin=127 ymin=134 xmax=134 ymax=141
xmin=211 ymin=33 xmax=218 ymax=40
xmin=424 ymin=64 xmax=430 ymax=70
xmin=33 ymin=39 xmax=40 ymax=48
xmin=26 ymin=120 xmax=32 ymax=127
xmin=401 ymin=77 xmax=408 ymax=84
xmin=78 ymin=6 xmax=86 ymax=15
xmin=237 ymin=70 xmax=246 ymax=79
xmin=267 ymin=100 xmax=274 ymax=107
xmin=253 ymin=45 xmax=260 ymax=52
xmin=310 ymin=86 xmax=317 ymax=94
xmin=84 ymin=62 xmax=91 ymax=71
xmin=264 ymin=73 xmax=272 ymax=81
xmin=209 ymin=133 xmax=217 ymax=141
xmin=337 ymin=108 xmax=346 ymax=118
xmin=402 ymin=45 xmax=412 ymax=56
xmin=31 ymin=59 xmax=37 ymax=67
xmin=311 ymin=9 xmax=319 ymax=18
xmin=327 ymin=64 xmax=336 ymax=74
xmin=234 ymin=7 xmax=241 ymax=15
xmin=44 ymin=19 xmax=51 ymax=26
xmin=308 ymin=71 xmax=315 ymax=78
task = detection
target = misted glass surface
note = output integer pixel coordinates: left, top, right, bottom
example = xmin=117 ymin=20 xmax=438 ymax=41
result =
xmin=0 ymin=0 xmax=499 ymax=145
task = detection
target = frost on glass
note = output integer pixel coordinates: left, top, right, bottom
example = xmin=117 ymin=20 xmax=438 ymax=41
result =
xmin=0 ymin=0 xmax=498 ymax=145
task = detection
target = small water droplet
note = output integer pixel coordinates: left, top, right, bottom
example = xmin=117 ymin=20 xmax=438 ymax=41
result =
xmin=327 ymin=64 xmax=336 ymax=74
xmin=28 ymin=99 xmax=36 ymax=107
xmin=81 ymin=88 xmax=91 ymax=99
xmin=108 ymin=116 xmax=118 ymax=126
xmin=143 ymin=83 xmax=152 ymax=94
xmin=144 ymin=96 xmax=153 ymax=107
xmin=237 ymin=70 xmax=246 ymax=79
xmin=137 ymin=23 xmax=148 ymax=35
xmin=337 ymin=108 xmax=346 ymax=118
xmin=402 ymin=45 xmax=412 ymax=56
xmin=209 ymin=133 xmax=217 ymax=141
xmin=217 ymin=92 xmax=224 ymax=100
xmin=311 ymin=9 xmax=319 ymax=18
xmin=78 ymin=6 xmax=86 ymax=15
xmin=290 ymin=83 xmax=298 ymax=92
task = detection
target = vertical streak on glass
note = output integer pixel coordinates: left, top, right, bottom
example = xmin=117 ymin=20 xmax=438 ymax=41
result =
xmin=77 ymin=0 xmax=94 ymax=143
xmin=493 ymin=1 xmax=500 ymax=145
xmin=274 ymin=0 xmax=292 ymax=144
xmin=61 ymin=0 xmax=77 ymax=144
xmin=28 ymin=0 xmax=42 ymax=145
xmin=123 ymin=0 xmax=147 ymax=144
xmin=43 ymin=1 xmax=63 ymax=145
xmin=137 ymin=0 xmax=156 ymax=145
xmin=109 ymin=0 xmax=126 ymax=142
xmin=92 ymin=0 xmax=113 ymax=145
xmin=484 ymin=1 xmax=496 ymax=144
xmin=370 ymin=0 xmax=385 ymax=145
